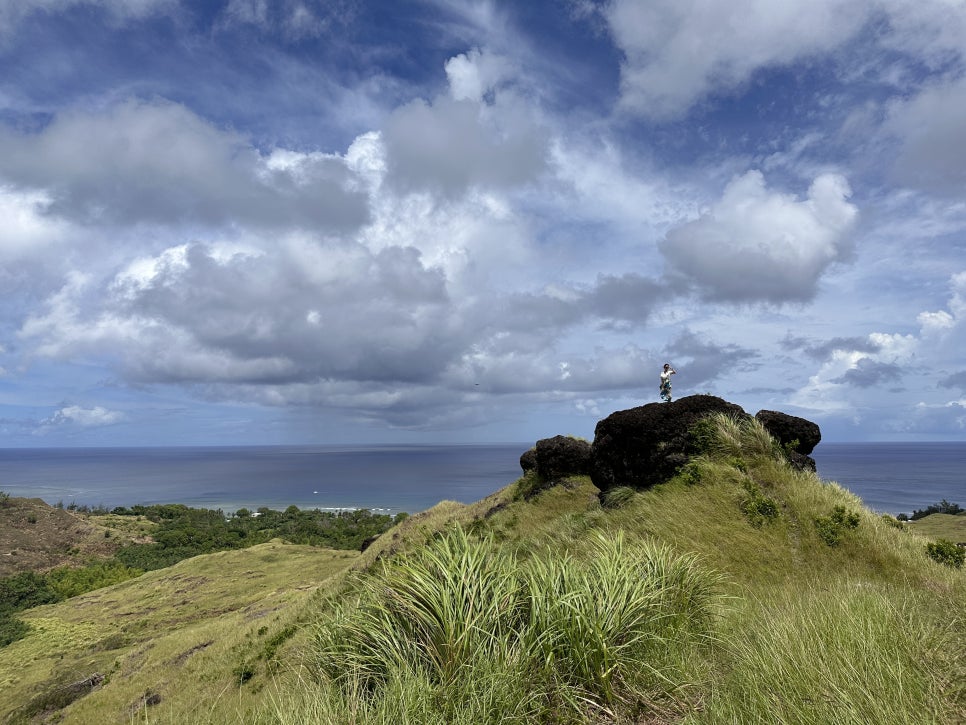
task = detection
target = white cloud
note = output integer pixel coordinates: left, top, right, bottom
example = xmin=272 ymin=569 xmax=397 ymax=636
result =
xmin=444 ymin=48 xmax=513 ymax=102
xmin=604 ymin=0 xmax=869 ymax=119
xmin=0 ymin=99 xmax=369 ymax=230
xmin=660 ymin=171 xmax=858 ymax=302
xmin=0 ymin=186 xmax=67 ymax=256
xmin=381 ymin=94 xmax=547 ymax=196
xmin=602 ymin=0 xmax=966 ymax=120
xmin=40 ymin=404 xmax=124 ymax=429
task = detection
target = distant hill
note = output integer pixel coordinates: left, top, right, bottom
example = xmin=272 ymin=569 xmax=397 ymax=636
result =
xmin=0 ymin=498 xmax=144 ymax=577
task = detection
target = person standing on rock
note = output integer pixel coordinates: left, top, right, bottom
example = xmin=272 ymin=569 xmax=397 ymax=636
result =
xmin=659 ymin=363 xmax=676 ymax=402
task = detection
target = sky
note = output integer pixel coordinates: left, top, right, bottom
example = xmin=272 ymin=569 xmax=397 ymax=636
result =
xmin=0 ymin=0 xmax=965 ymax=447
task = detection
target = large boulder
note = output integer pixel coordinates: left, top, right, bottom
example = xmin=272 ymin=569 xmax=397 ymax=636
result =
xmin=590 ymin=395 xmax=747 ymax=492
xmin=534 ymin=435 xmax=592 ymax=481
xmin=519 ymin=447 xmax=537 ymax=473
xmin=755 ymin=410 xmax=821 ymax=454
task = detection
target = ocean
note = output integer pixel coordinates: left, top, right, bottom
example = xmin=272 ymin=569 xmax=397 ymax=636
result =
xmin=0 ymin=442 xmax=962 ymax=517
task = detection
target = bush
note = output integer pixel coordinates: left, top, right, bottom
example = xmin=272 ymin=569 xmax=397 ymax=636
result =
xmin=0 ymin=616 xmax=31 ymax=647
xmin=740 ymin=480 xmax=780 ymax=528
xmin=815 ymin=506 xmax=861 ymax=546
xmin=925 ymin=539 xmax=965 ymax=568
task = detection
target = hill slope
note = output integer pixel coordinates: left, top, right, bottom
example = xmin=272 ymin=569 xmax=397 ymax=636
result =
xmin=1 ymin=414 xmax=964 ymax=723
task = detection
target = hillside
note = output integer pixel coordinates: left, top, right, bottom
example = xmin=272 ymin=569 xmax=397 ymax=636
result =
xmin=0 ymin=498 xmax=146 ymax=578
xmin=0 ymin=408 xmax=964 ymax=723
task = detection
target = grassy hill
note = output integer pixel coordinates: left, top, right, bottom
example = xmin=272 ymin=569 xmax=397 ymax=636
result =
xmin=1 ymin=415 xmax=964 ymax=723
xmin=0 ymin=497 xmax=145 ymax=578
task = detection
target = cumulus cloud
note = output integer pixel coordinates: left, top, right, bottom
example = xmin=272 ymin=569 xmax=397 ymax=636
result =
xmin=39 ymin=404 xmax=124 ymax=429
xmin=603 ymin=0 xmax=868 ymax=119
xmin=20 ymin=238 xmax=456 ymax=386
xmin=664 ymin=329 xmax=760 ymax=388
xmin=0 ymin=99 xmax=369 ymax=230
xmin=831 ymin=358 xmax=904 ymax=388
xmin=918 ymin=271 xmax=966 ymax=341
xmin=0 ymin=187 xmax=67 ymax=257
xmin=939 ymin=370 xmax=966 ymax=392
xmin=445 ymin=48 xmax=513 ymax=102
xmin=660 ymin=171 xmax=857 ymax=303
xmin=886 ymin=75 xmax=966 ymax=193
xmin=381 ymin=95 xmax=547 ymax=196
xmin=782 ymin=334 xmax=883 ymax=361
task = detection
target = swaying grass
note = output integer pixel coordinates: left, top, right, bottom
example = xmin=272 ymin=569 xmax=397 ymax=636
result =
xmin=703 ymin=582 xmax=962 ymax=724
xmin=299 ymin=526 xmax=722 ymax=723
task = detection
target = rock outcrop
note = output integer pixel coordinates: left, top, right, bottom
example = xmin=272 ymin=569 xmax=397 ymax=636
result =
xmin=754 ymin=410 xmax=821 ymax=454
xmin=519 ymin=448 xmax=537 ymax=474
xmin=517 ymin=394 xmax=823 ymax=493
xmin=755 ymin=409 xmax=821 ymax=471
xmin=590 ymin=395 xmax=747 ymax=492
xmin=534 ymin=435 xmax=592 ymax=481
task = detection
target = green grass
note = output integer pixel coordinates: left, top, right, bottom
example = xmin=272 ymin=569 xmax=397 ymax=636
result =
xmin=907 ymin=512 xmax=966 ymax=542
xmin=2 ymin=413 xmax=964 ymax=723
xmin=0 ymin=543 xmax=359 ymax=724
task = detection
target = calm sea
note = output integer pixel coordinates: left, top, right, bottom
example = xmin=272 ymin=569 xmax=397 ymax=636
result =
xmin=0 ymin=442 xmax=962 ymax=516
xmin=811 ymin=442 xmax=965 ymax=516
xmin=0 ymin=445 xmax=527 ymax=515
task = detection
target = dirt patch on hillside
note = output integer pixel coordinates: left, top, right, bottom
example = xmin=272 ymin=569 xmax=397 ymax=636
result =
xmin=0 ymin=497 xmax=130 ymax=576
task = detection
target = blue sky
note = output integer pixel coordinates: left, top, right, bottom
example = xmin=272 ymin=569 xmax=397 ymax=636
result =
xmin=1 ymin=0 xmax=965 ymax=446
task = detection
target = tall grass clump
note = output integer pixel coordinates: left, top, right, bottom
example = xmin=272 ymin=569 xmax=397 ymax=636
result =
xmin=524 ymin=532 xmax=721 ymax=717
xmin=314 ymin=526 xmax=525 ymax=694
xmin=697 ymin=412 xmax=776 ymax=461
xmin=706 ymin=583 xmax=962 ymax=724
xmin=299 ymin=525 xmax=721 ymax=723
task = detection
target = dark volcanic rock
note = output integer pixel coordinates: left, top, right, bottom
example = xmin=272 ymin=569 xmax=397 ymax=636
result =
xmin=591 ymin=395 xmax=747 ymax=492
xmin=519 ymin=447 xmax=537 ymax=473
xmin=755 ymin=410 xmax=821 ymax=454
xmin=534 ymin=435 xmax=592 ymax=481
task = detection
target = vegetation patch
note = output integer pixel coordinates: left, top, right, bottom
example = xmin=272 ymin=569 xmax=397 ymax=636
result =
xmin=909 ymin=499 xmax=964 ymax=520
xmin=739 ymin=479 xmax=780 ymax=528
xmin=814 ymin=506 xmax=861 ymax=546
xmin=925 ymin=539 xmax=965 ymax=568
xmin=310 ymin=525 xmax=720 ymax=722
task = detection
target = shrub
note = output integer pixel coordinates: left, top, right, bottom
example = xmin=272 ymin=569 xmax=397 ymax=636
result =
xmin=815 ymin=506 xmax=861 ymax=546
xmin=740 ymin=480 xmax=780 ymax=528
xmin=0 ymin=616 xmax=31 ymax=647
xmin=679 ymin=461 xmax=704 ymax=486
xmin=925 ymin=539 xmax=965 ymax=568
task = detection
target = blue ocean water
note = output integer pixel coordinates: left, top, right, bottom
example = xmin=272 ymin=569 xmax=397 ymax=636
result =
xmin=0 ymin=442 xmax=962 ymax=516
xmin=811 ymin=442 xmax=965 ymax=516
xmin=0 ymin=444 xmax=527 ymax=515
